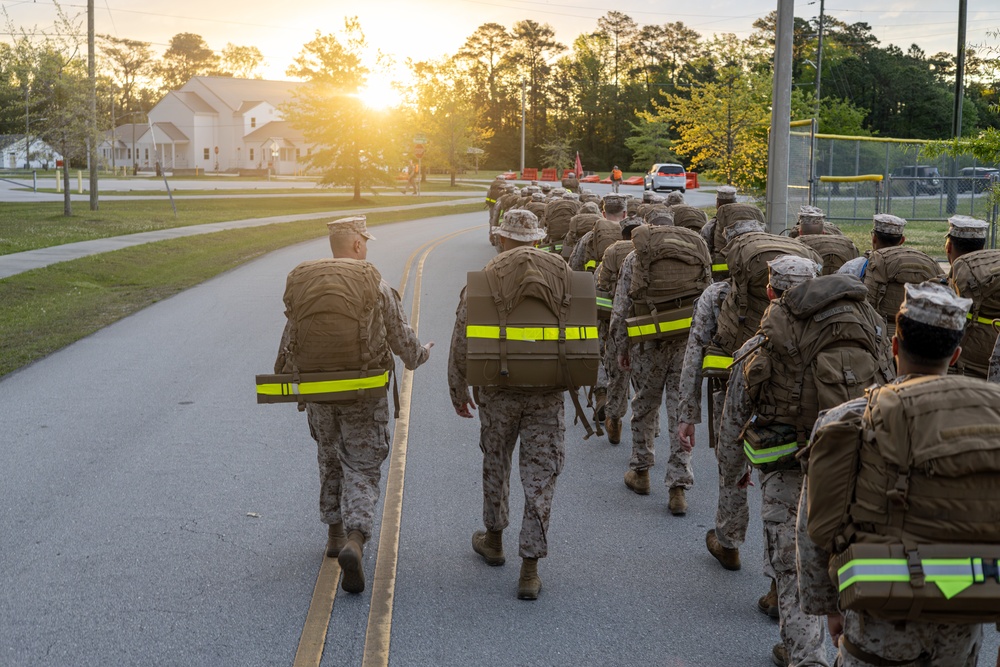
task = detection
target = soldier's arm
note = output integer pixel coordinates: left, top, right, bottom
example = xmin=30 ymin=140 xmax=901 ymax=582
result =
xmin=796 ymin=479 xmax=840 ymax=616
xmin=677 ymin=284 xmax=723 ymax=426
xmin=274 ymin=319 xmax=292 ymax=374
xmin=380 ymin=282 xmax=432 ymax=371
xmin=608 ymin=254 xmax=635 ymax=368
xmin=989 ymin=334 xmax=1000 ymax=384
xmin=717 ymin=343 xmax=757 ymax=486
xmin=447 ymin=288 xmax=475 ymax=416
xmin=569 ymin=231 xmax=591 ymax=271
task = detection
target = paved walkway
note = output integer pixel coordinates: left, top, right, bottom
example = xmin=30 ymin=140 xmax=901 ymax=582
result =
xmin=0 ymin=197 xmax=482 ymax=280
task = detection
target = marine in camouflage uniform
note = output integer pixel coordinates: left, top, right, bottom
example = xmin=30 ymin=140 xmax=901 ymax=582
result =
xmin=448 ymin=209 xmax=567 ymax=600
xmin=988 ymin=334 xmax=1000 ymax=383
xmin=837 ymin=214 xmax=908 ymax=280
xmin=700 ymin=185 xmax=738 ymax=250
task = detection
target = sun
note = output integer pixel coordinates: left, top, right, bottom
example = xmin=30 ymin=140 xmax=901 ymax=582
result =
xmin=357 ymin=74 xmax=404 ymax=111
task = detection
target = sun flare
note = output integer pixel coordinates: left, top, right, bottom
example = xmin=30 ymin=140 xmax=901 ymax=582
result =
xmin=356 ymin=75 xmax=404 ymax=110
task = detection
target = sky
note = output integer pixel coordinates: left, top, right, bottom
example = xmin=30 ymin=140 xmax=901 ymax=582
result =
xmin=3 ymin=0 xmax=999 ymax=89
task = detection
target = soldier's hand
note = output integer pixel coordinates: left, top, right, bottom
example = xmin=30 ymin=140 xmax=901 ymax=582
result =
xmin=423 ymin=341 xmax=435 ymax=353
xmin=737 ymin=468 xmax=754 ymax=489
xmin=826 ymin=613 xmax=844 ymax=647
xmin=454 ymin=400 xmax=477 ymax=419
xmin=678 ymin=422 xmax=696 ymax=451
xmin=618 ymin=354 xmax=630 ymax=371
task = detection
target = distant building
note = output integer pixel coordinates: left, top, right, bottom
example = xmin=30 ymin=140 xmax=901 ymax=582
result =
xmin=99 ymin=77 xmax=312 ymax=175
xmin=0 ymin=135 xmax=62 ymax=170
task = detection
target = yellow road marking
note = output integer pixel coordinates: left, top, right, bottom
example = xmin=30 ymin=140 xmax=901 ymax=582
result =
xmin=292 ymin=557 xmax=342 ymax=667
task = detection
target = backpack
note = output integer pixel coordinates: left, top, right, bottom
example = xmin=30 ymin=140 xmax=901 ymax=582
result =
xmin=584 ymin=219 xmax=622 ymax=271
xmin=595 ymin=240 xmax=634 ymax=320
xmin=626 ymin=225 xmax=711 ymax=342
xmin=486 ymin=180 xmax=506 ymax=207
xmin=949 ymin=249 xmax=1000 ymax=378
xmin=787 ymin=222 xmax=844 ymax=238
xmin=562 ymin=213 xmax=603 ymax=259
xmin=713 ymin=233 xmax=821 ymax=356
xmin=806 ymin=375 xmax=1000 ymax=623
xmin=863 ymin=246 xmax=942 ymax=338
xmin=542 ymin=199 xmax=580 ymax=244
xmin=672 ymin=205 xmax=708 ymax=232
xmin=797 ymin=234 xmax=860 ymax=275
xmin=711 ymin=202 xmax=765 ymax=257
xmin=611 ymin=168 xmax=622 ymax=181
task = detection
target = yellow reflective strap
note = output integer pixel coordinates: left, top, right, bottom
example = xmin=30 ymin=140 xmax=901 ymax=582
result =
xmin=596 ymin=296 xmax=614 ymax=310
xmin=627 ymin=317 xmax=693 ymax=339
xmin=967 ymin=313 xmax=998 ymax=326
xmin=743 ymin=439 xmax=801 ymax=465
xmin=837 ymin=558 xmax=909 ymax=592
xmin=585 ymin=260 xmax=597 ymax=270
xmin=256 ymin=371 xmax=390 ymax=396
xmin=702 ymin=354 xmax=734 ymax=370
xmin=466 ymin=325 xmax=598 ymax=341
xmin=712 ymin=263 xmax=729 ymax=272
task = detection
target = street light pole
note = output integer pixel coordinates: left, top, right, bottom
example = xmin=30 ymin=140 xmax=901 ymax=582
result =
xmin=87 ymin=0 xmax=98 ymax=210
xmin=520 ymin=78 xmax=526 ymax=176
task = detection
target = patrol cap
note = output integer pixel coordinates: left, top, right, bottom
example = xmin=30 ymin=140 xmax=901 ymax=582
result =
xmin=647 ymin=210 xmax=674 ymax=227
xmin=327 ymin=215 xmax=375 ymax=241
xmin=797 ymin=205 xmax=825 ymax=224
xmin=665 ymin=191 xmax=685 ymax=206
xmin=872 ymin=213 xmax=906 ymax=235
xmin=496 ymin=209 xmax=546 ymax=242
xmin=603 ymin=193 xmax=627 ymax=205
xmin=899 ymin=280 xmax=972 ymax=331
xmin=563 ymin=192 xmax=581 ymax=201
xmin=717 ymin=185 xmax=738 ymax=203
xmin=642 ymin=191 xmax=655 ymax=203
xmin=580 ymin=201 xmax=600 ymax=214
xmin=540 ymin=183 xmax=552 ymax=193
xmin=767 ymin=255 xmax=820 ymax=291
xmin=620 ymin=216 xmax=643 ymax=238
xmin=531 ymin=192 xmax=545 ymax=202
xmin=651 ymin=194 xmax=666 ymax=204
xmin=947 ymin=215 xmax=989 ymax=240
xmin=725 ymin=219 xmax=765 ymax=243
xmin=551 ymin=187 xmax=567 ymax=196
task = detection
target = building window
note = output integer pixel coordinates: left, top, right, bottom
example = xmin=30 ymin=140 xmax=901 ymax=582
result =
xmin=204 ymin=148 xmax=210 ymax=160
xmin=127 ymin=148 xmax=132 ymax=159
xmin=249 ymin=148 xmax=255 ymax=161
xmin=295 ymin=148 xmax=301 ymax=159
xmin=144 ymin=149 xmax=149 ymax=160
xmin=250 ymin=117 xmax=256 ymax=128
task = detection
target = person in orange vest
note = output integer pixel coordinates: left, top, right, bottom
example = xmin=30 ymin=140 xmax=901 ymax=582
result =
xmin=610 ymin=165 xmax=623 ymax=193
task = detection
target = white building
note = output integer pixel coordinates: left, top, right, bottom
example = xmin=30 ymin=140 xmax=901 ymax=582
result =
xmin=100 ymin=77 xmax=311 ymax=175
xmin=0 ymin=135 xmax=62 ymax=170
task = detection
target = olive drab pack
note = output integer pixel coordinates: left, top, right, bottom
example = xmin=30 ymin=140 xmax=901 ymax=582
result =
xmin=949 ymin=249 xmax=1000 ymax=378
xmin=257 ymin=259 xmax=392 ymax=408
xmin=584 ymin=219 xmax=622 ymax=272
xmin=806 ymin=375 xmax=1000 ymax=623
xmin=797 ymin=234 xmax=861 ymax=275
xmin=710 ymin=202 xmax=765 ymax=279
xmin=787 ymin=222 xmax=844 ymax=238
xmin=595 ymin=240 xmax=634 ymax=321
xmin=541 ymin=199 xmax=580 ymax=251
xmin=713 ymin=233 xmax=821 ymax=356
xmin=626 ymin=225 xmax=711 ymax=342
xmin=863 ymin=246 xmax=943 ymax=338
xmin=486 ymin=180 xmax=506 ymax=208
xmin=672 ymin=205 xmax=709 ymax=232
xmin=561 ymin=212 xmax=603 ymax=259
xmin=741 ymin=274 xmax=894 ymax=471
xmin=524 ymin=200 xmax=547 ymax=223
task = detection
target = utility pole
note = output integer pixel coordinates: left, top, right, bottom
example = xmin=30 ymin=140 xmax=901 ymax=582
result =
xmin=520 ymin=77 xmax=526 ymax=176
xmin=766 ymin=0 xmax=794 ymax=233
xmin=814 ymin=0 xmax=824 ymax=119
xmin=87 ymin=0 xmax=98 ymax=210
xmin=947 ymin=0 xmax=968 ymax=215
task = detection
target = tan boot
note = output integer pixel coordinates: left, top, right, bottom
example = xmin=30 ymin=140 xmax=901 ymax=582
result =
xmin=771 ymin=642 xmax=789 ymax=667
xmin=705 ymin=528 xmax=741 ymax=571
xmin=517 ymin=557 xmax=542 ymax=600
xmin=326 ymin=522 xmax=347 ymax=558
xmin=668 ymin=487 xmax=687 ymax=516
xmin=338 ymin=530 xmax=366 ymax=594
xmin=605 ymin=417 xmax=622 ymax=445
xmin=472 ymin=529 xmax=505 ymax=566
xmin=758 ymin=579 xmax=779 ymax=619
xmin=594 ymin=388 xmax=607 ymax=421
xmin=624 ymin=468 xmax=650 ymax=495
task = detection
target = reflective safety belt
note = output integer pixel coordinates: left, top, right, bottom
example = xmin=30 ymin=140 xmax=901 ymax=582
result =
xmin=585 ymin=260 xmax=597 ymax=271
xmin=627 ymin=316 xmax=692 ymax=338
xmin=743 ymin=438 xmax=801 ymax=466
xmin=702 ymin=354 xmax=733 ymax=371
xmin=467 ymin=325 xmax=599 ymax=341
xmin=838 ymin=556 xmax=996 ymax=600
xmin=257 ymin=370 xmax=390 ymax=397
xmin=967 ymin=313 xmax=999 ymax=326
xmin=712 ymin=263 xmax=728 ymax=273
xmin=596 ymin=295 xmax=614 ymax=312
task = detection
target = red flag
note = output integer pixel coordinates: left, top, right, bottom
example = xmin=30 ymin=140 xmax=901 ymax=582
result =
xmin=574 ymin=151 xmax=583 ymax=178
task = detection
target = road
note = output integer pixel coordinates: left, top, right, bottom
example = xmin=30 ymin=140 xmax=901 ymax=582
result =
xmin=6 ymin=209 xmax=990 ymax=666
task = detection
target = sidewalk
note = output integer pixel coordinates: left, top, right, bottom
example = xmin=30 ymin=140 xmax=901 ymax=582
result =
xmin=0 ymin=197 xmax=481 ymax=280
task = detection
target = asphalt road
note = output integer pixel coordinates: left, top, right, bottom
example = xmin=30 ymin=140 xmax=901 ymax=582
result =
xmin=4 ymin=209 xmax=994 ymax=666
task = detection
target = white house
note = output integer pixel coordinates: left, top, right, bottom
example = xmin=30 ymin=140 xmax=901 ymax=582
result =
xmin=0 ymin=135 xmax=63 ymax=170
xmin=102 ymin=77 xmax=311 ymax=175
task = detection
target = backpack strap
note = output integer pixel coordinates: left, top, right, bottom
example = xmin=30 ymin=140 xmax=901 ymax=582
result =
xmin=484 ymin=267 xmax=511 ymax=379
xmin=555 ymin=289 xmax=595 ymax=437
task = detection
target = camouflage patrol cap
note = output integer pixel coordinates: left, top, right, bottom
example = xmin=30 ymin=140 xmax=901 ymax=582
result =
xmin=899 ymin=280 xmax=971 ymax=331
xmin=872 ymin=214 xmax=906 ymax=235
xmin=647 ymin=210 xmax=674 ymax=227
xmin=551 ymin=187 xmax=567 ymax=196
xmin=717 ymin=185 xmax=738 ymax=203
xmin=603 ymin=193 xmax=627 ymax=206
xmin=665 ymin=191 xmax=685 ymax=206
xmin=620 ymin=216 xmax=643 ymax=238
xmin=531 ymin=192 xmax=545 ymax=202
xmin=725 ymin=219 xmax=765 ymax=243
xmin=797 ymin=205 xmax=825 ymax=224
xmin=563 ymin=192 xmax=581 ymax=201
xmin=642 ymin=191 xmax=655 ymax=203
xmin=651 ymin=195 xmax=666 ymax=204
xmin=947 ymin=215 xmax=988 ymax=240
xmin=327 ymin=215 xmax=375 ymax=240
xmin=496 ymin=209 xmax=546 ymax=243
xmin=767 ymin=255 xmax=820 ymax=291
xmin=580 ymin=201 xmax=600 ymax=214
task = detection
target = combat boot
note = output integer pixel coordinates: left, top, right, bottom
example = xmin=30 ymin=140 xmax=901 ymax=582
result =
xmin=338 ymin=530 xmax=366 ymax=594
xmin=326 ymin=522 xmax=347 ymax=558
xmin=758 ymin=579 xmax=779 ymax=619
xmin=771 ymin=642 xmax=789 ymax=667
xmin=517 ymin=557 xmax=542 ymax=600
xmin=594 ymin=387 xmax=607 ymax=421
xmin=668 ymin=487 xmax=687 ymax=516
xmin=705 ymin=528 xmax=741 ymax=570
xmin=624 ymin=468 xmax=650 ymax=495
xmin=605 ymin=417 xmax=622 ymax=445
xmin=472 ymin=529 xmax=505 ymax=566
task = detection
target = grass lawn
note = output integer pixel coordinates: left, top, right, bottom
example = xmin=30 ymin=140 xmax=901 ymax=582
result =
xmin=0 ymin=203 xmax=482 ymax=378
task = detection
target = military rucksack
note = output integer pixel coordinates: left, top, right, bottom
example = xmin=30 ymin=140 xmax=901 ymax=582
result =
xmin=542 ymin=199 xmax=580 ymax=246
xmin=949 ymin=249 xmax=1000 ymax=379
xmin=713 ymin=232 xmax=821 ymax=356
xmin=711 ymin=202 xmax=765 ymax=256
xmin=486 ymin=180 xmax=506 ymax=208
xmin=806 ymin=375 xmax=1000 ymax=624
xmin=863 ymin=246 xmax=943 ymax=338
xmin=797 ymin=234 xmax=860 ymax=275
xmin=524 ymin=200 xmax=547 ymax=223
xmin=741 ymin=274 xmax=893 ymax=471
xmin=562 ymin=213 xmax=603 ymax=259
xmin=626 ymin=225 xmax=711 ymax=342
xmin=672 ymin=205 xmax=708 ymax=232
xmin=787 ymin=222 xmax=844 ymax=238
xmin=595 ymin=240 xmax=634 ymax=320
xmin=584 ymin=219 xmax=622 ymax=272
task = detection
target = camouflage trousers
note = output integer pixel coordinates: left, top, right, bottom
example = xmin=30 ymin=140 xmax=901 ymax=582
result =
xmin=628 ymin=340 xmax=692 ymax=490
xmin=306 ymin=397 xmax=391 ymax=540
xmin=604 ymin=356 xmax=632 ymax=420
xmin=596 ymin=320 xmax=609 ymax=391
xmin=762 ymin=469 xmax=829 ymax=667
xmin=838 ymin=611 xmax=982 ymax=666
xmin=478 ymin=388 xmax=566 ymax=560
xmin=711 ymin=387 xmax=749 ymax=550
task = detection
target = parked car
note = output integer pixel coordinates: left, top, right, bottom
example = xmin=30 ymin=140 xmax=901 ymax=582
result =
xmin=891 ymin=165 xmax=942 ymax=195
xmin=644 ymin=163 xmax=686 ymax=193
xmin=958 ymin=167 xmax=999 ymax=193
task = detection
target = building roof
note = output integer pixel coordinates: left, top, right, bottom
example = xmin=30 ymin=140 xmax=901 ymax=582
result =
xmin=149 ymin=122 xmax=189 ymax=143
xmin=0 ymin=134 xmax=58 ymax=151
xmin=184 ymin=76 xmax=302 ymax=113
xmin=243 ymin=120 xmax=305 ymax=144
xmin=172 ymin=91 xmax=218 ymax=114
xmin=103 ymin=124 xmax=149 ymax=146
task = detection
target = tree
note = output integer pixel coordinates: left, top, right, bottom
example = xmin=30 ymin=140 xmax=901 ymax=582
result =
xmin=508 ymin=20 xmax=565 ymax=165
xmin=457 ymin=23 xmax=511 ymax=129
xmin=537 ymin=136 xmax=575 ymax=170
xmin=624 ymin=118 xmax=678 ymax=169
xmin=221 ymin=44 xmax=264 ymax=79
xmin=156 ymin=33 xmax=219 ymax=91
xmin=283 ymin=19 xmax=397 ymax=200
xmin=98 ymin=34 xmax=153 ymax=115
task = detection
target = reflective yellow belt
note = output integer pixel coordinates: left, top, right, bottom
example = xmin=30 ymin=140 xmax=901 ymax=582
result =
xmin=838 ymin=556 xmax=994 ymax=600
xmin=712 ymin=263 xmax=729 ymax=273
xmin=256 ymin=371 xmax=390 ymax=397
xmin=596 ymin=296 xmax=613 ymax=311
xmin=702 ymin=354 xmax=733 ymax=370
xmin=585 ymin=260 xmax=597 ymax=271
xmin=467 ymin=325 xmax=599 ymax=341
xmin=743 ymin=438 xmax=802 ymax=466
xmin=627 ymin=316 xmax=693 ymax=338
xmin=967 ymin=313 xmax=999 ymax=326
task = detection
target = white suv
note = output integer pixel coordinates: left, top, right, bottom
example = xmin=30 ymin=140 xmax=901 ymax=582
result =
xmin=644 ymin=163 xmax=686 ymax=193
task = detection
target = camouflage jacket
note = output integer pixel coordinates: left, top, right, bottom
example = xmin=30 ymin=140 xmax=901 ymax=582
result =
xmin=678 ymin=281 xmax=731 ymax=424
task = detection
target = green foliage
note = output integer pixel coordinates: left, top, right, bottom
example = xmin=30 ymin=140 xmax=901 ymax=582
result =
xmin=624 ymin=118 xmax=678 ymax=169
xmin=537 ymin=136 xmax=575 ymax=169
xmin=156 ymin=33 xmax=220 ymax=91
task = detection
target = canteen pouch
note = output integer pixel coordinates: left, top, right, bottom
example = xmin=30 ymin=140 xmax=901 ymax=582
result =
xmin=742 ymin=420 xmax=801 ymax=473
